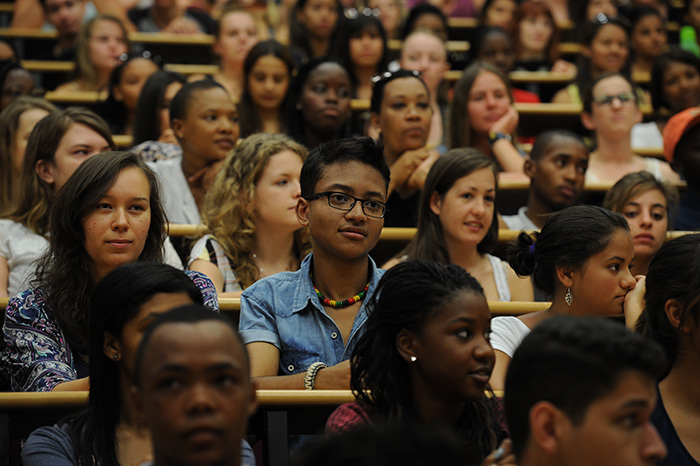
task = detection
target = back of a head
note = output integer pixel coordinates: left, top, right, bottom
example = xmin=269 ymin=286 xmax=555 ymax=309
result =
xmin=505 ymin=315 xmax=666 ymax=460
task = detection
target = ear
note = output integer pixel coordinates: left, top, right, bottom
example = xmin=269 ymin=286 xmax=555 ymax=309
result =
xmin=429 ymin=191 xmax=442 ymax=217
xmin=35 ymin=159 xmax=56 ymax=185
xmin=580 ymin=111 xmax=595 ymax=131
xmin=529 ymin=401 xmax=568 ymax=454
xmin=524 ymin=157 xmax=537 ymax=179
xmin=555 ymin=264 xmax=574 ymax=289
xmin=113 ymin=85 xmax=124 ymax=103
xmin=296 ymin=197 xmax=310 ymax=227
xmin=171 ymin=118 xmax=184 ymax=140
xmin=664 ymin=298 xmax=688 ymax=333
xmin=396 ymin=328 xmax=418 ymax=363
xmin=103 ymin=331 xmax=122 ymax=361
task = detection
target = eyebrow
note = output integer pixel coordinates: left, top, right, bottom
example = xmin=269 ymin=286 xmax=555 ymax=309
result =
xmin=463 ymin=186 xmax=495 ymax=193
xmin=447 ymin=317 xmax=478 ymax=325
xmin=326 ymin=183 xmax=384 ymax=199
xmin=625 ymin=202 xmax=666 ymax=209
xmin=100 ymin=194 xmax=149 ymax=202
xmin=607 ymin=256 xmax=628 ymax=262
xmin=618 ymin=398 xmax=651 ymax=411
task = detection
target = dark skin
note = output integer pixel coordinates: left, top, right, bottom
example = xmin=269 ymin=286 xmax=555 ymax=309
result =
xmin=673 ymin=125 xmax=700 ymax=189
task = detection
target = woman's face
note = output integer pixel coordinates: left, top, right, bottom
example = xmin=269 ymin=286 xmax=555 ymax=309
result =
xmin=411 ymin=13 xmax=448 ymax=41
xmin=368 ymin=0 xmax=401 ymax=35
xmin=82 ymin=166 xmax=152 ymax=281
xmin=114 ymin=58 xmax=159 ymax=112
xmin=586 ymin=0 xmax=618 ymax=20
xmin=467 ymin=70 xmax=511 ymax=137
xmin=409 ymin=290 xmax=494 ymax=402
xmin=661 ymin=61 xmax=700 ymax=113
xmin=587 ymin=24 xmax=629 ymax=74
xmin=483 ymin=0 xmax=516 ymax=32
xmin=430 ymin=167 xmax=495 ymax=248
xmin=214 ymin=12 xmax=259 ymax=65
xmin=519 ymin=13 xmax=554 ymax=55
xmin=476 ymin=32 xmax=514 ymax=76
xmin=298 ymin=63 xmax=351 ymax=136
xmin=252 ymin=150 xmax=303 ymax=231
xmin=587 ymin=75 xmax=641 ymax=135
xmin=631 ymin=14 xmax=667 ymax=61
xmin=174 ymin=87 xmax=239 ymax=163
xmin=12 ymin=108 xmax=50 ymax=176
xmin=40 ymin=122 xmax=111 ymax=192
xmin=621 ymin=189 xmax=668 ymax=262
xmin=373 ymin=77 xmax=431 ymax=154
xmin=400 ymin=32 xmax=448 ymax=94
xmin=349 ymin=25 xmax=384 ymax=70
xmin=88 ymin=19 xmax=128 ymax=74
xmin=298 ymin=0 xmax=339 ymax=40
xmin=248 ymin=55 xmax=290 ymax=111
xmin=158 ymin=81 xmax=183 ymax=135
xmin=1 ymin=68 xmax=36 ymax=111
xmin=570 ymin=229 xmax=636 ymax=317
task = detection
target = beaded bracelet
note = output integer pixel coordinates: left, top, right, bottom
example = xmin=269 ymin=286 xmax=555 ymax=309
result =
xmin=304 ymin=361 xmax=328 ymax=390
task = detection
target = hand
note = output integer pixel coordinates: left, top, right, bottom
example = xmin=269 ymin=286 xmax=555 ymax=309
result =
xmin=481 ymin=439 xmax=517 ymax=466
xmin=314 ymin=360 xmax=351 ymax=390
xmin=551 ymin=59 xmax=576 ymax=76
xmin=391 ymin=147 xmax=431 ymax=188
xmin=158 ymin=128 xmax=179 ymax=144
xmin=489 ymin=106 xmax=519 ymax=136
xmin=406 ymin=149 xmax=439 ymax=190
xmin=624 ymin=275 xmax=646 ymax=329
xmin=188 ymin=159 xmax=225 ymax=190
xmin=163 ymin=16 xmax=201 ymax=34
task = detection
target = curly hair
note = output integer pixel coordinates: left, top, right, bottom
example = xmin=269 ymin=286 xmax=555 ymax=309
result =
xmin=200 ymin=133 xmax=311 ymax=289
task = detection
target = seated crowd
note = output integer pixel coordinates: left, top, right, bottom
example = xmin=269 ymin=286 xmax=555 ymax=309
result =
xmin=2 ymin=0 xmax=700 ymax=465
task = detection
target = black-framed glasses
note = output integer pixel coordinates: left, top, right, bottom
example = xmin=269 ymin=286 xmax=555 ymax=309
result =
xmin=344 ymin=7 xmax=381 ymax=19
xmin=306 ymin=191 xmax=387 ymax=218
xmin=592 ymin=91 xmax=636 ymax=106
xmin=371 ymin=69 xmax=421 ymax=84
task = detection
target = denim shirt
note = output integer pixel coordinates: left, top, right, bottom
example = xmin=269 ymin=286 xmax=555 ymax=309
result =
xmin=239 ymin=253 xmax=384 ymax=375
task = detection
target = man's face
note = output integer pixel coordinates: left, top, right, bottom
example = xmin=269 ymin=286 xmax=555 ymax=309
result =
xmin=557 ymin=371 xmax=666 ymax=466
xmin=44 ymin=0 xmax=86 ymax=38
xmin=136 ymin=321 xmax=257 ymax=466
xmin=527 ymin=137 xmax=588 ymax=211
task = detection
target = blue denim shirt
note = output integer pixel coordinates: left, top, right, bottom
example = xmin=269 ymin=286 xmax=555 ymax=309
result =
xmin=239 ymin=253 xmax=384 ymax=375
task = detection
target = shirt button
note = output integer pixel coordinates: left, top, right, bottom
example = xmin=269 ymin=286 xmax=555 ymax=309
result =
xmin=331 ymin=332 xmax=338 ymax=339
xmin=288 ymin=364 xmax=294 ymax=372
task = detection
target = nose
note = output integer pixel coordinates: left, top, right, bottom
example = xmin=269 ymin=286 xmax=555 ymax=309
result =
xmin=219 ymin=115 xmax=235 ymax=133
xmin=611 ymin=96 xmax=624 ymax=110
xmin=345 ymin=199 xmax=367 ymax=221
xmin=642 ymin=422 xmax=667 ymax=462
xmin=112 ymin=208 xmax=128 ymax=231
xmin=621 ymin=267 xmax=636 ymax=290
xmin=484 ymin=93 xmax=498 ymax=108
xmin=293 ymin=180 xmax=301 ymax=198
xmin=186 ymin=383 xmax=215 ymax=415
xmin=474 ymin=335 xmax=495 ymax=362
xmin=639 ymin=210 xmax=653 ymax=228
xmin=562 ymin=163 xmax=576 ymax=181
xmin=472 ymin=197 xmax=487 ymax=216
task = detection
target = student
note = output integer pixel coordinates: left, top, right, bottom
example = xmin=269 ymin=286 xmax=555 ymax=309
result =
xmin=479 ymin=0 xmax=517 ymax=34
xmin=0 ymin=63 xmax=40 ymax=112
xmin=128 ymin=0 xmax=216 ymax=34
xmin=602 ymin=171 xmax=678 ymax=276
xmin=636 ymin=234 xmax=700 ymax=466
xmin=133 ymin=305 xmax=257 ymax=466
xmin=325 ymin=260 xmax=512 ymax=465
xmin=628 ymin=5 xmax=667 ymax=77
xmin=239 ymin=137 xmax=389 ymax=390
xmin=581 ymin=72 xmax=678 ymax=183
xmin=489 ymin=205 xmax=638 ymax=391
xmin=502 ymin=129 xmax=589 ymax=231
xmin=289 ymin=0 xmax=342 ymax=63
xmin=38 ymin=0 xmax=88 ymax=61
xmin=505 ymin=315 xmax=667 ymax=466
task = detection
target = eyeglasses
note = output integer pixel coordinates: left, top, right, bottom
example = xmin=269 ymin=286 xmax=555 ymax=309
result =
xmin=371 ymin=69 xmax=421 ymax=84
xmin=305 ymin=191 xmax=387 ymax=218
xmin=344 ymin=7 xmax=381 ymax=19
xmin=118 ymin=50 xmax=162 ymax=65
xmin=592 ymin=92 xmax=636 ymax=106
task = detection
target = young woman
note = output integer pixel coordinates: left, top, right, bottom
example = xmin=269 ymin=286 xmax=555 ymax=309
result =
xmin=580 ymin=72 xmax=678 ymax=183
xmin=238 ymin=40 xmax=294 ymax=138
xmin=384 ymin=148 xmax=533 ymax=302
xmin=489 ymin=205 xmax=638 ymax=391
xmin=3 ymin=151 xmax=218 ymax=392
xmin=632 ymin=49 xmax=700 ymax=151
xmin=0 ymin=96 xmax=55 ymax=214
xmin=21 ymin=262 xmax=219 ymax=465
xmin=326 ymin=260 xmax=513 ymax=466
xmin=149 ymin=79 xmax=239 ymax=225
xmin=130 ymin=70 xmax=187 ymax=161
xmin=479 ymin=0 xmax=517 ymax=34
xmin=603 ymin=171 xmax=678 ymax=276
xmin=450 ymin=62 xmax=524 ymax=174
xmin=0 ymin=108 xmax=114 ymax=299
xmin=211 ymin=7 xmax=260 ymax=100
xmin=636 ymin=234 xmax=700 ymax=466
xmin=335 ymin=9 xmax=388 ymax=101
xmin=400 ymin=29 xmax=450 ymax=150
xmin=55 ymin=15 xmax=130 ymax=94
xmin=370 ymin=69 xmax=436 ymax=227
xmin=98 ymin=53 xmax=160 ymax=136
xmin=628 ymin=5 xmax=668 ymax=77
xmin=289 ymin=0 xmax=341 ymax=63
xmin=287 ymin=58 xmax=352 ymax=150
xmin=189 ymin=134 xmax=310 ymax=297
xmin=366 ymin=0 xmax=404 ymax=40
xmin=552 ymin=15 xmax=639 ymax=105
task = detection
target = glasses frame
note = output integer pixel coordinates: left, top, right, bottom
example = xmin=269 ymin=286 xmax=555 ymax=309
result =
xmin=592 ymin=91 xmax=636 ymax=106
xmin=305 ymin=191 xmax=388 ymax=218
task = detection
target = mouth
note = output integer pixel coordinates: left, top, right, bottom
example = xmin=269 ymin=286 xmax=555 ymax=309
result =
xmin=404 ymin=127 xmax=425 ymax=137
xmin=184 ymin=426 xmax=224 ymax=444
xmin=340 ymin=227 xmax=367 ymax=239
xmin=467 ymin=366 xmax=492 ymax=384
xmin=559 ymin=185 xmax=576 ymax=198
xmin=463 ymin=221 xmax=483 ymax=231
xmin=635 ymin=233 xmax=655 ymax=243
xmin=107 ymin=239 xmax=132 ymax=249
xmin=215 ymin=138 xmax=234 ymax=150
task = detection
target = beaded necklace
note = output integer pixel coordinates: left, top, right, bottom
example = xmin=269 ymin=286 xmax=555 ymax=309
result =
xmin=311 ymin=273 xmax=370 ymax=308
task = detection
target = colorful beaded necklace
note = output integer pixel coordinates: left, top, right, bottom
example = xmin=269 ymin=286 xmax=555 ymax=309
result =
xmin=311 ymin=273 xmax=370 ymax=308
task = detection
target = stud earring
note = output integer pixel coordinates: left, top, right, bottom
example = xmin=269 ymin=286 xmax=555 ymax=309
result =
xmin=113 ymin=353 xmax=120 ymax=361
xmin=410 ymin=356 xmax=417 ymax=362
xmin=565 ymin=287 xmax=573 ymax=306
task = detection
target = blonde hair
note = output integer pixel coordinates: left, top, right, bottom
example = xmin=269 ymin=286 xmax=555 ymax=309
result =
xmin=201 ymin=133 xmax=310 ymax=288
xmin=75 ymin=15 xmax=130 ymax=91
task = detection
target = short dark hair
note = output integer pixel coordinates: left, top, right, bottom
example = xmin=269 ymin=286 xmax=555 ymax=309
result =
xmin=169 ymin=78 xmax=226 ymax=125
xmin=401 ymin=3 xmax=448 ymax=39
xmin=529 ymin=129 xmax=587 ymax=162
xmin=370 ymin=69 xmax=429 ymax=115
xmin=505 ymin=315 xmax=667 ymax=459
xmin=508 ymin=205 xmax=629 ymax=296
xmin=134 ymin=305 xmax=244 ymax=387
xmin=300 ymin=137 xmax=390 ymax=198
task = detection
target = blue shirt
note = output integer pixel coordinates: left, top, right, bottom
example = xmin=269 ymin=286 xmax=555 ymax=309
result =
xmin=239 ymin=253 xmax=384 ymax=375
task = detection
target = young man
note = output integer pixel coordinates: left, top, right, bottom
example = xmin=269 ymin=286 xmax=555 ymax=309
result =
xmin=502 ymin=129 xmax=589 ymax=230
xmin=505 ymin=315 xmax=668 ymax=466
xmin=239 ymin=137 xmax=390 ymax=390
xmin=133 ymin=305 xmax=257 ymax=466
xmin=40 ymin=0 xmax=87 ymax=60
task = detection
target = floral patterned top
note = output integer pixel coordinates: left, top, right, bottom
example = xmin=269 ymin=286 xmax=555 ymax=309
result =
xmin=3 ymin=270 xmax=218 ymax=392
